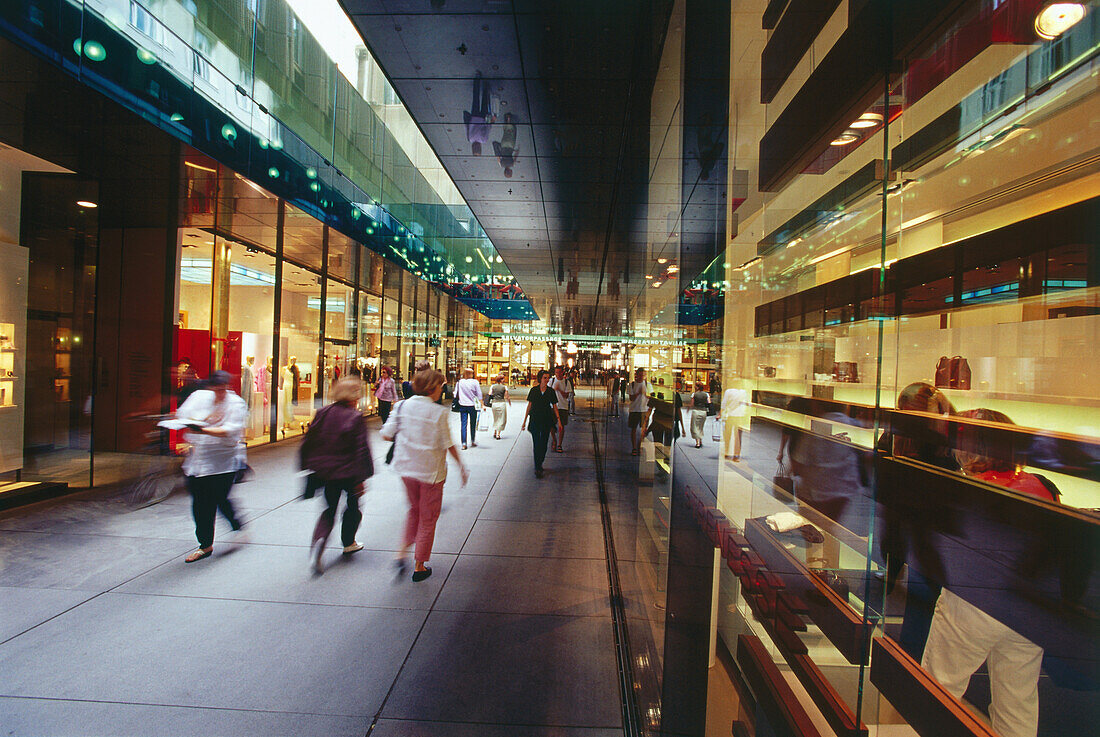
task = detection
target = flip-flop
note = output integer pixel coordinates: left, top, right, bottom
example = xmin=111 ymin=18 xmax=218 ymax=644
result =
xmin=185 ymin=548 xmax=212 ymax=563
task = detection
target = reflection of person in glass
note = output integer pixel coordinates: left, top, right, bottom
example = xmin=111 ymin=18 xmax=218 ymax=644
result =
xmin=464 ymin=71 xmax=494 ymax=156
xmin=922 ymin=408 xmax=1058 ymax=737
xmin=492 ymin=113 xmax=519 ymax=177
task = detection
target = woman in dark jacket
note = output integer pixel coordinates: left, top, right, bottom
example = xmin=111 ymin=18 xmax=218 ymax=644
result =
xmin=301 ymin=377 xmax=374 ymax=574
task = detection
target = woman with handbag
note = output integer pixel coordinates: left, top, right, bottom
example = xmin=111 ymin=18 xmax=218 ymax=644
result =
xmin=374 ymin=366 xmax=399 ymax=423
xmin=381 ymin=369 xmax=468 ymax=582
xmin=300 ymin=378 xmax=374 ymax=574
xmin=174 ymin=370 xmax=249 ymax=563
xmin=455 ymin=367 xmax=483 ymax=449
xmin=489 ymin=374 xmax=511 ymax=439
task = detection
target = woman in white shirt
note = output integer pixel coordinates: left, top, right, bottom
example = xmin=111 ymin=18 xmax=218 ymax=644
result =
xmin=381 ymin=369 xmax=469 ymax=582
xmin=174 ymin=371 xmax=249 ymax=563
xmin=455 ymin=367 xmax=483 ymax=449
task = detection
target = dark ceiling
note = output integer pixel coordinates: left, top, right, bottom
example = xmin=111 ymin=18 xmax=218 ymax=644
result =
xmin=340 ymin=0 xmax=675 ymax=334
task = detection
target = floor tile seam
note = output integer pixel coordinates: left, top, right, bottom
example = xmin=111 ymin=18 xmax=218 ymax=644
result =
xmin=0 ymin=528 xmax=211 ymax=543
xmin=103 ymin=589 xmax=442 ymax=613
xmin=426 ymin=606 xmax=613 ymax=619
xmin=331 ymin=432 xmax=519 ymax=737
xmin=447 ymin=551 xmax=607 ymax=561
xmin=373 ymin=716 xmax=623 ymax=730
xmin=0 ymin=693 xmax=372 ymax=719
xmin=0 ymin=544 xmax=191 ymax=645
xmin=0 ymin=591 xmax=103 ymax=648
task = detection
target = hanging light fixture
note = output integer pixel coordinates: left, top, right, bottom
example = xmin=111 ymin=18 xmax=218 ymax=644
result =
xmin=849 ymin=112 xmax=883 ymax=129
xmin=1035 ymin=3 xmax=1086 ymax=40
xmin=830 ymin=131 xmax=859 ymax=146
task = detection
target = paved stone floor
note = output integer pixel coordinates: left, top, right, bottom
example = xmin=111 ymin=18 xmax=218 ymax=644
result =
xmin=0 ymin=388 xmax=628 ymax=736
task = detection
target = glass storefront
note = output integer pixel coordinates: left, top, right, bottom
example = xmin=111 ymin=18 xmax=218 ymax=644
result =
xmin=629 ymin=1 xmax=1100 ymax=736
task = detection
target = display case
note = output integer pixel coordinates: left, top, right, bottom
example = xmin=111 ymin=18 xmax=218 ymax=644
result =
xmin=0 ymin=242 xmax=28 ymax=476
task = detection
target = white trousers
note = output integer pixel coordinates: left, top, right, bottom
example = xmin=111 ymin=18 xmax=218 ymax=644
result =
xmin=921 ymin=588 xmax=1042 ymax=737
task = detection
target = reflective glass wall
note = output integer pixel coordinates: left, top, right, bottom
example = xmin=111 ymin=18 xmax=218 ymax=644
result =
xmin=639 ymin=1 xmax=1100 ymax=736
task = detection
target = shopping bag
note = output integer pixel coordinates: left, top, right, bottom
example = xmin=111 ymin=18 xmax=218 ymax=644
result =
xmin=711 ymin=417 xmax=722 ymax=442
xmin=478 ymin=411 xmax=489 ymax=432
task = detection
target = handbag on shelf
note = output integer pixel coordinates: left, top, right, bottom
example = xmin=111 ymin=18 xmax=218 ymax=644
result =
xmin=934 ymin=355 xmax=971 ymax=389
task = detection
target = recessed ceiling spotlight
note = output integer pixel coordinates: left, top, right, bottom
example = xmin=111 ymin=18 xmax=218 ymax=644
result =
xmin=76 ymin=200 xmax=97 ymax=208
xmin=850 ymin=112 xmax=883 ymax=129
xmin=831 ymin=131 xmax=859 ymax=146
xmin=1035 ymin=2 xmax=1086 ymax=39
xmin=657 ymin=258 xmax=668 ymax=264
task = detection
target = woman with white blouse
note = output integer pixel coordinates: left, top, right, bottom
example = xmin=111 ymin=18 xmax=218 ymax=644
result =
xmin=174 ymin=370 xmax=249 ymax=563
xmin=381 ymin=369 xmax=469 ymax=582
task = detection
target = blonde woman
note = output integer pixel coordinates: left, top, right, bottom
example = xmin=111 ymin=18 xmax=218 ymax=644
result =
xmin=381 ymin=369 xmax=469 ymax=582
xmin=489 ymin=374 xmax=511 ymax=439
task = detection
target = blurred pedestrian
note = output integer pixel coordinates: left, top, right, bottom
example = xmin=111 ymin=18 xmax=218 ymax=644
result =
xmin=175 ymin=370 xmax=248 ymax=563
xmin=689 ymin=384 xmax=709 ymax=448
xmin=301 ymin=377 xmax=374 ymax=574
xmin=381 ymin=369 xmax=468 ymax=582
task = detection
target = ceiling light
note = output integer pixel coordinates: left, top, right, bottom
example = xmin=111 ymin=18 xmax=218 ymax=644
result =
xmin=652 ymin=281 xmax=662 ymax=288
xmin=1035 ymin=3 xmax=1086 ymax=40
xmin=849 ymin=119 xmax=879 ymax=129
xmin=666 ymin=265 xmax=679 ymax=273
xmin=645 ymin=274 xmax=654 ymax=279
xmin=657 ymin=258 xmax=668 ymax=264
xmin=831 ymin=131 xmax=859 ymax=146
xmin=76 ymin=200 xmax=97 ymax=208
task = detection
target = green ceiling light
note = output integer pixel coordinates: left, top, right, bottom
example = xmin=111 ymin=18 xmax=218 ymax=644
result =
xmin=136 ymin=48 xmax=157 ymax=64
xmin=310 ymin=181 xmax=320 ymax=192
xmin=270 ymin=140 xmax=283 ymax=150
xmin=82 ymin=41 xmax=106 ymax=61
xmin=366 ymin=227 xmax=374 ymax=234
xmin=170 ymin=113 xmax=184 ymax=123
xmin=258 ymin=138 xmax=269 ymax=149
xmin=306 ymin=167 xmax=318 ymax=179
xmin=465 ymin=256 xmax=473 ymax=263
xmin=351 ymin=209 xmax=360 ymax=219
xmin=221 ymin=123 xmax=238 ymax=142
xmin=72 ymin=38 xmax=82 ymax=55
xmin=267 ymin=167 xmax=280 ymax=178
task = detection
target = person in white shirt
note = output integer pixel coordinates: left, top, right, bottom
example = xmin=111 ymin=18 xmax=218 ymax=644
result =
xmin=719 ymin=385 xmax=749 ymax=460
xmin=381 ymin=369 xmax=469 ymax=582
xmin=174 ymin=370 xmax=249 ymax=563
xmin=627 ymin=368 xmax=653 ymax=456
xmin=455 ymin=368 xmax=483 ymax=449
xmin=548 ymin=365 xmax=573 ymax=452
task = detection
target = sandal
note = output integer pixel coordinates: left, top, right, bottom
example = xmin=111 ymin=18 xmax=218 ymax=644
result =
xmin=185 ymin=547 xmax=212 ymax=563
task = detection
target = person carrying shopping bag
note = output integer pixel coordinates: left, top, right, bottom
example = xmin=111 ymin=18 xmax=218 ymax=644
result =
xmin=455 ymin=367 xmax=483 ymax=449
xmin=381 ymin=369 xmax=469 ymax=582
xmin=300 ymin=377 xmax=374 ymax=574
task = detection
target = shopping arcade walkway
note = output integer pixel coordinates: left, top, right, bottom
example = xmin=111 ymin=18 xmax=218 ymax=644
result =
xmin=0 ymin=386 xmax=633 ymax=736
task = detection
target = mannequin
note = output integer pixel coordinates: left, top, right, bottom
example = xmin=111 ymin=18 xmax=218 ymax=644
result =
xmin=241 ymin=356 xmax=255 ymax=438
xmin=289 ymin=356 xmax=301 ymax=406
xmin=281 ymin=357 xmax=297 ymax=436
xmin=260 ymin=357 xmax=271 ymax=433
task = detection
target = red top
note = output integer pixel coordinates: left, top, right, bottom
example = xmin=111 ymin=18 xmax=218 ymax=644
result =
xmin=975 ymin=470 xmax=1056 ymax=502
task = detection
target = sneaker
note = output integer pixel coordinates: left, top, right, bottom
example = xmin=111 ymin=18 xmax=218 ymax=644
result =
xmin=411 ymin=566 xmax=433 ymax=582
xmin=462 ymin=444 xmax=467 ymax=450
xmin=342 ymin=542 xmax=363 ymax=554
xmin=471 ymin=441 xmax=477 ymax=447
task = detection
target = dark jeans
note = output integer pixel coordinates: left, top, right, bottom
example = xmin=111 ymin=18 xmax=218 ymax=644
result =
xmin=530 ymin=424 xmax=551 ymax=470
xmin=459 ymin=405 xmax=478 ymax=444
xmin=186 ymin=472 xmax=241 ymax=548
xmin=313 ymin=477 xmax=362 ymax=548
xmin=471 ymin=71 xmax=491 ymax=117
xmin=378 ymin=399 xmax=392 ymax=423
